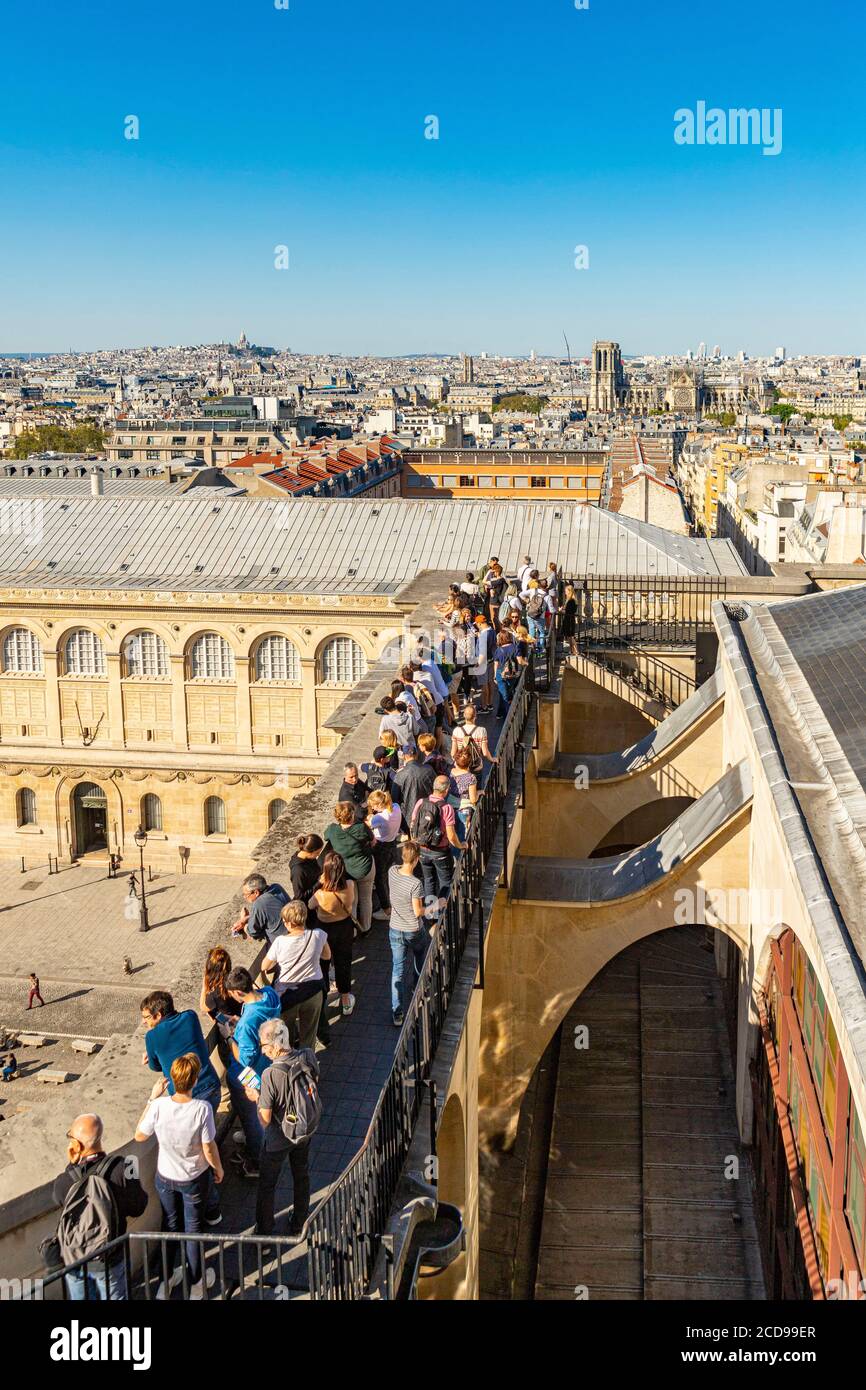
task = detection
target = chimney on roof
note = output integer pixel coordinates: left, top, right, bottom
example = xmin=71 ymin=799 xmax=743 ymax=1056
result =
xmin=90 ymin=470 xmax=103 ymax=497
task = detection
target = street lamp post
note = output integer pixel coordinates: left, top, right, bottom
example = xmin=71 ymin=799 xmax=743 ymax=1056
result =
xmin=134 ymin=826 xmax=149 ymax=933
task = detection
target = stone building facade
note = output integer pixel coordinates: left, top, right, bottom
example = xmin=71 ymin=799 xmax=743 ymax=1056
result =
xmin=0 ymin=588 xmax=395 ymax=875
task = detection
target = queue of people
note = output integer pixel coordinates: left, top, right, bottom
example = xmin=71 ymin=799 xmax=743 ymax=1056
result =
xmin=43 ymin=562 xmax=561 ymax=1299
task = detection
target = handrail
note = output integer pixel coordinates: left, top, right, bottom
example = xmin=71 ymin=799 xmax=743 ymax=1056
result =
xmin=304 ymin=657 xmax=537 ymax=1299
xmin=576 ymin=645 xmax=695 ymax=710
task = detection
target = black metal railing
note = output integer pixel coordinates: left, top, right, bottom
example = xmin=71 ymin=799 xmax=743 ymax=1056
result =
xmin=576 ymin=646 xmax=695 ymax=711
xmin=570 ymin=573 xmax=726 ymax=650
xmin=305 ymin=657 xmax=537 ymax=1299
xmin=34 ymin=1230 xmax=307 ymax=1302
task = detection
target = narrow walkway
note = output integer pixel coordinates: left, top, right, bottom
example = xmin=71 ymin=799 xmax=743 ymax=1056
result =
xmin=533 ymin=927 xmax=766 ymax=1300
xmin=216 ymin=700 xmax=509 ymax=1263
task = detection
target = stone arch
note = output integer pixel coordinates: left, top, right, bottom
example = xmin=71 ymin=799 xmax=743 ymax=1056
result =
xmin=587 ymin=796 xmax=696 ymax=857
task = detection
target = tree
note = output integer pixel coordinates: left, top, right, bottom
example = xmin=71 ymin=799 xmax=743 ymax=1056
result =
xmin=5 ymin=421 xmax=107 ymax=458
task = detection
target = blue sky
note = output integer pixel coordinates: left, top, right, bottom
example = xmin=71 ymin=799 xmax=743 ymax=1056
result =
xmin=0 ymin=0 xmax=862 ymax=357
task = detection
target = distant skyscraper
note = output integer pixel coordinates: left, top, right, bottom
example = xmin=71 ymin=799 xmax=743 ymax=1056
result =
xmin=697 ymin=342 xmax=707 ymax=360
xmin=775 ymin=346 xmax=786 ymax=361
xmin=530 ymin=349 xmax=536 ymax=362
xmin=712 ymin=345 xmax=721 ymax=359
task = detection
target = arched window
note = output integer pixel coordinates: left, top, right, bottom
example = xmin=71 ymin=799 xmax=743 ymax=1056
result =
xmin=3 ymin=628 xmax=43 ymax=673
xmin=142 ymin=793 xmax=163 ymax=831
xmin=204 ymin=796 xmax=227 ymax=836
xmin=124 ymin=631 xmax=170 ymax=678
xmin=268 ymin=798 xmax=289 ymax=826
xmin=17 ymin=788 xmax=37 ymax=826
xmin=320 ymin=636 xmax=367 ymax=686
xmin=190 ymin=633 xmax=235 ymax=680
xmin=64 ymin=629 xmax=107 ymax=675
xmin=255 ymin=635 xmax=301 ymax=682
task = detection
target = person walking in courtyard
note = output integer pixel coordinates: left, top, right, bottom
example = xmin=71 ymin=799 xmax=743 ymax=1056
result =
xmin=27 ymin=972 xmax=44 ymax=1009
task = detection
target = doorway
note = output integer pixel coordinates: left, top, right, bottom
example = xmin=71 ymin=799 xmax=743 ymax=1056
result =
xmin=72 ymin=782 xmax=108 ymax=855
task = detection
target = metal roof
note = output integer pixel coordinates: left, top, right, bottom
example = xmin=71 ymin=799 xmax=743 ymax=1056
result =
xmin=0 ymin=496 xmax=747 ymax=595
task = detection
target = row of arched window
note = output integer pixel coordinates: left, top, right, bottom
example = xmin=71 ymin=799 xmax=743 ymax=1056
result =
xmin=1 ymin=629 xmax=368 ymax=684
xmin=16 ymin=789 xmax=290 ymax=834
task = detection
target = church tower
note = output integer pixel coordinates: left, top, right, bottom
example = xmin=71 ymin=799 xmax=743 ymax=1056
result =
xmin=590 ymin=340 xmax=624 ymax=412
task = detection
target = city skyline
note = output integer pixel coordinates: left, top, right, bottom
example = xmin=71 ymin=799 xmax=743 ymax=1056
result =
xmin=2 ymin=0 xmax=863 ymax=356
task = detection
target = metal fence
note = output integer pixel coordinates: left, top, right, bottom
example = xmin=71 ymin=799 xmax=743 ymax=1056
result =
xmin=569 ymin=574 xmax=726 ymax=650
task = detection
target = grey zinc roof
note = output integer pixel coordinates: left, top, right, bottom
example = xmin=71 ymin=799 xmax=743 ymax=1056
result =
xmin=0 ymin=496 xmax=746 ymax=595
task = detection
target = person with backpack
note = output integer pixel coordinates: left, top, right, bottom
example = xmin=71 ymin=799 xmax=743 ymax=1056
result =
xmin=51 ymin=1112 xmax=147 ymax=1301
xmin=254 ymin=1017 xmax=321 ymax=1237
xmin=493 ymin=629 xmax=521 ymax=715
xmin=410 ymin=775 xmax=466 ymax=913
xmin=450 ymin=704 xmax=497 ymax=772
xmin=135 ymin=1055 xmax=224 ymax=1299
xmin=524 ymin=584 xmax=547 ymax=651
xmin=403 ymin=664 xmax=437 ymax=733
xmin=499 ymin=583 xmax=523 ymax=629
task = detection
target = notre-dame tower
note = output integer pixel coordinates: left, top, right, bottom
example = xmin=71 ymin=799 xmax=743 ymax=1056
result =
xmin=589 ymin=340 xmax=625 ymax=412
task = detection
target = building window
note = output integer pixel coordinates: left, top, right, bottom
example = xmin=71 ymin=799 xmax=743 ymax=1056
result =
xmin=3 ymin=628 xmax=43 ymax=673
xmin=17 ymin=788 xmax=37 ymax=826
xmin=458 ymin=475 xmax=475 ymax=487
xmin=255 ymin=635 xmax=301 ymax=682
xmin=268 ymin=798 xmax=289 ymax=826
xmin=64 ymin=628 xmax=107 ymax=675
xmin=204 ymin=795 xmax=227 ymax=836
xmin=530 ymin=476 xmax=546 ymax=488
xmin=568 ymin=477 xmax=584 ymax=490
xmin=118 ymin=450 xmax=133 ymax=460
xmin=189 ymin=633 xmax=235 ymax=680
xmin=320 ymin=637 xmax=367 ymax=685
xmin=495 ymin=476 xmax=510 ymax=488
xmin=123 ymin=631 xmax=169 ymax=678
xmin=142 ymin=793 xmax=163 ymax=831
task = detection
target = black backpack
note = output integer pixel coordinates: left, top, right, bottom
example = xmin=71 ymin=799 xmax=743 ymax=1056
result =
xmin=410 ymin=797 xmax=443 ymax=849
xmin=365 ymin=763 xmax=389 ymax=793
xmin=456 ymin=725 xmax=484 ymax=774
xmin=56 ymin=1156 xmax=124 ymax=1266
xmin=273 ymin=1050 xmax=322 ymax=1146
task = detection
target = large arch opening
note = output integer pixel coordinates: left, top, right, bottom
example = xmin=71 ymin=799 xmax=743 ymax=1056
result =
xmin=587 ymin=796 xmax=696 ymax=857
xmin=480 ymin=924 xmax=766 ymax=1301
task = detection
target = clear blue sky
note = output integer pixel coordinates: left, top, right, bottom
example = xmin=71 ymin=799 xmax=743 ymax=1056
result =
xmin=1 ymin=0 xmax=863 ymax=357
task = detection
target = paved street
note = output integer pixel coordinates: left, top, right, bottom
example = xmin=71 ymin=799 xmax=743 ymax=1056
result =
xmin=0 ymin=862 xmax=235 ymax=1035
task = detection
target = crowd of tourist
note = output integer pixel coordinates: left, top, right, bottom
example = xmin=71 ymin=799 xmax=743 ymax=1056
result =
xmin=45 ymin=558 xmax=564 ymax=1299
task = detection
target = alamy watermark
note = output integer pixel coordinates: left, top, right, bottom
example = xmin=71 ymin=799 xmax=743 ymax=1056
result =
xmin=674 ymin=102 xmax=782 ymax=157
xmin=673 ymin=886 xmax=783 ymax=929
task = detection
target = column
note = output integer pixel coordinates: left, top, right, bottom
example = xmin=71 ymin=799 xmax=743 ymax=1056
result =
xmin=170 ymin=655 xmax=188 ymax=750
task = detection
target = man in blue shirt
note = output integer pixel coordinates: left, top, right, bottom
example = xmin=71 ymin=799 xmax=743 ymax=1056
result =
xmin=140 ymin=988 xmax=223 ymax=1224
xmin=225 ymin=966 xmax=282 ymax=1178
xmin=140 ymin=989 xmax=220 ymax=1107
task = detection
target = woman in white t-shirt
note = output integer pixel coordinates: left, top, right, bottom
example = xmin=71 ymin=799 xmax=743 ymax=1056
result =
xmin=262 ymin=900 xmax=330 ymax=1050
xmin=366 ymin=789 xmax=403 ymax=922
xmin=135 ymin=1051 xmax=223 ymax=1299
